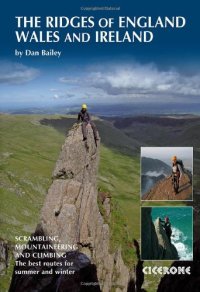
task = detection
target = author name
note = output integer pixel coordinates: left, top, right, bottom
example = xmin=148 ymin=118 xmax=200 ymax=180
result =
xmin=15 ymin=49 xmax=62 ymax=58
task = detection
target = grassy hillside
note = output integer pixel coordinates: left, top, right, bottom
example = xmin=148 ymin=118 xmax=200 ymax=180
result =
xmin=0 ymin=115 xmax=65 ymax=241
xmin=0 ymin=115 xmax=65 ymax=291
xmin=110 ymin=115 xmax=200 ymax=147
xmin=40 ymin=116 xmax=140 ymax=156
xmin=98 ymin=146 xmax=140 ymax=265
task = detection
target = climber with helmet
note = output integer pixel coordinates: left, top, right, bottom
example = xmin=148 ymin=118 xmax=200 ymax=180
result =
xmin=77 ymin=104 xmax=98 ymax=142
xmin=170 ymin=155 xmax=184 ymax=193
xmin=160 ymin=217 xmax=172 ymax=244
xmin=172 ymin=156 xmax=181 ymax=178
xmin=171 ymin=156 xmax=185 ymax=173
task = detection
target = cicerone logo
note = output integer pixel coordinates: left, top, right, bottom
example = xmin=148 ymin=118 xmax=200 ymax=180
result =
xmin=143 ymin=266 xmax=191 ymax=275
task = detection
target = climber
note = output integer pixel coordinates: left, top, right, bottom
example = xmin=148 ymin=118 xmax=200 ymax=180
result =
xmin=171 ymin=156 xmax=184 ymax=172
xmin=169 ymin=155 xmax=184 ymax=193
xmin=160 ymin=217 xmax=172 ymax=244
xmin=77 ymin=104 xmax=98 ymax=141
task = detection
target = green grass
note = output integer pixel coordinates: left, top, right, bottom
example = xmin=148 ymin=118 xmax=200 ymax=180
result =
xmin=0 ymin=255 xmax=15 ymax=292
xmin=0 ymin=115 xmax=65 ymax=240
xmin=98 ymin=146 xmax=140 ymax=266
xmin=0 ymin=114 xmax=65 ymax=291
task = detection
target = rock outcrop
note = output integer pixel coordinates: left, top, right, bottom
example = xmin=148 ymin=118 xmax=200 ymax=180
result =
xmin=143 ymin=173 xmax=192 ymax=200
xmin=0 ymin=239 xmax=9 ymax=275
xmin=9 ymin=228 xmax=101 ymax=292
xmin=157 ymin=240 xmax=200 ymax=292
xmin=9 ymin=124 xmax=131 ymax=292
xmin=141 ymin=208 xmax=179 ymax=260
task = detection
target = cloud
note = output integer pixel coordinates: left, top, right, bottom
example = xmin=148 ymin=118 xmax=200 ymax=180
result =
xmin=88 ymin=64 xmax=200 ymax=97
xmin=59 ymin=77 xmax=79 ymax=84
xmin=50 ymin=88 xmax=58 ymax=92
xmin=59 ymin=62 xmax=200 ymax=101
xmin=0 ymin=61 xmax=40 ymax=84
xmin=51 ymin=89 xmax=74 ymax=100
xmin=53 ymin=94 xmax=59 ymax=99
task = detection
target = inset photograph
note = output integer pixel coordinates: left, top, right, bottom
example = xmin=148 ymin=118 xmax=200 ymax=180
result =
xmin=141 ymin=206 xmax=193 ymax=260
xmin=141 ymin=147 xmax=193 ymax=201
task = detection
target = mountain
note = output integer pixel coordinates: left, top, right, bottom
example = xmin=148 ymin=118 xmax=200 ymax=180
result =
xmin=141 ymin=157 xmax=171 ymax=196
xmin=106 ymin=115 xmax=200 ymax=147
xmin=9 ymin=124 xmax=133 ymax=292
xmin=141 ymin=208 xmax=179 ymax=260
xmin=141 ymin=157 xmax=171 ymax=176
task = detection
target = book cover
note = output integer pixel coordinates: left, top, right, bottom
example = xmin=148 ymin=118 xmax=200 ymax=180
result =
xmin=0 ymin=0 xmax=199 ymax=291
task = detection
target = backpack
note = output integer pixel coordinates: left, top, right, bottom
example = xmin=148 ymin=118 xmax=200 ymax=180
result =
xmin=176 ymin=159 xmax=184 ymax=170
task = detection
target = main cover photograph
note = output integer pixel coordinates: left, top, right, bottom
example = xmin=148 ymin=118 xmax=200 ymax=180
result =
xmin=0 ymin=0 xmax=199 ymax=292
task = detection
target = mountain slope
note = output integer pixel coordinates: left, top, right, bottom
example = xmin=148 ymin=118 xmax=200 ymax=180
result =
xmin=109 ymin=115 xmax=200 ymax=147
xmin=141 ymin=157 xmax=171 ymax=175
xmin=40 ymin=117 xmax=140 ymax=156
xmin=0 ymin=115 xmax=65 ymax=239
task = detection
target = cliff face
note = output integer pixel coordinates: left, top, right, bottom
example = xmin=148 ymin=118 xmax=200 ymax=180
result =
xmin=9 ymin=124 xmax=130 ymax=292
xmin=141 ymin=208 xmax=179 ymax=260
xmin=143 ymin=173 xmax=192 ymax=200
xmin=154 ymin=218 xmax=179 ymax=260
xmin=141 ymin=208 xmax=160 ymax=260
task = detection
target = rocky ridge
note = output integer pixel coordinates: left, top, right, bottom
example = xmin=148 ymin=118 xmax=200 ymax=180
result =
xmin=9 ymin=124 xmax=132 ymax=292
xmin=143 ymin=173 xmax=192 ymax=200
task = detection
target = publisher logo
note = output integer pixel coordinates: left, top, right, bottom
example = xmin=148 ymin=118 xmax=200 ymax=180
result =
xmin=143 ymin=266 xmax=191 ymax=275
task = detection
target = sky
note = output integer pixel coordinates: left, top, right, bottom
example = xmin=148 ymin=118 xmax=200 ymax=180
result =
xmin=141 ymin=147 xmax=193 ymax=168
xmin=0 ymin=0 xmax=200 ymax=111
